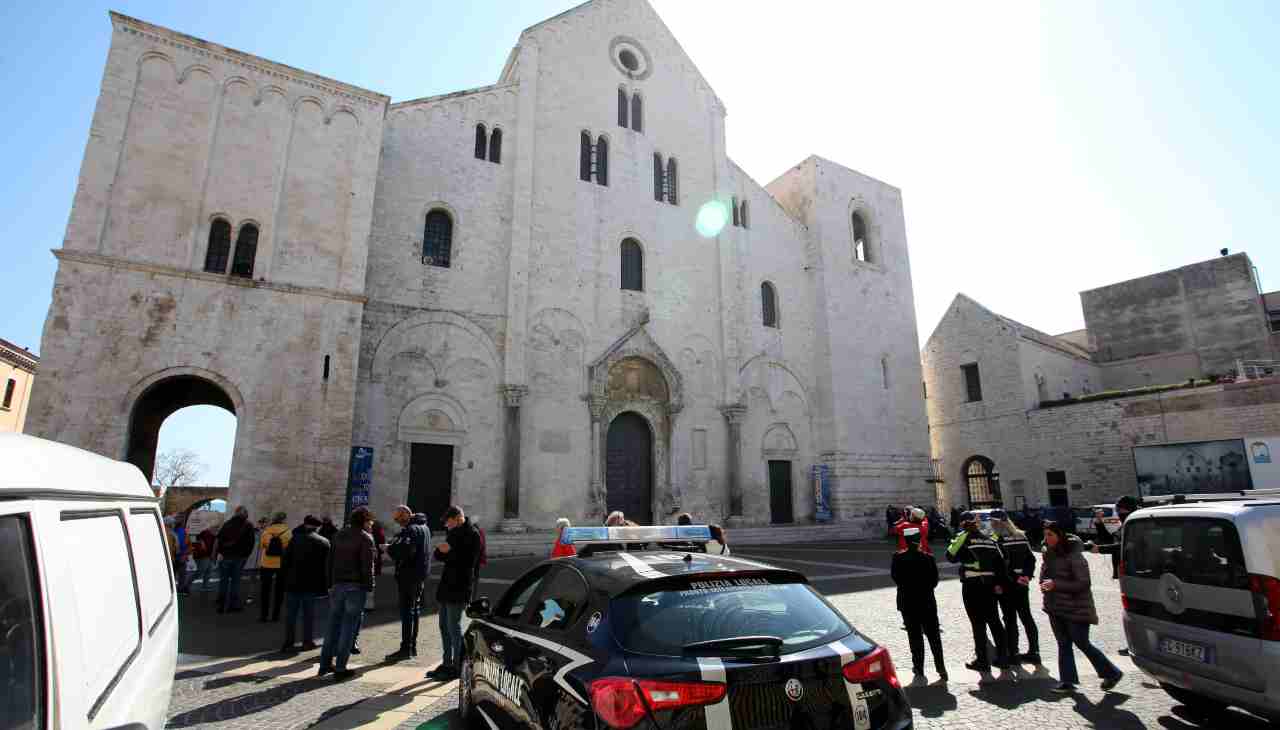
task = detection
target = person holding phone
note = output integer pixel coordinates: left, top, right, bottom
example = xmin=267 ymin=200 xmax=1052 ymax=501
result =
xmin=1040 ymin=521 xmax=1123 ymax=693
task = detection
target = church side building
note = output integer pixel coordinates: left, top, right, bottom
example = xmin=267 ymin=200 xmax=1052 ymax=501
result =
xmin=29 ymin=0 xmax=932 ymax=535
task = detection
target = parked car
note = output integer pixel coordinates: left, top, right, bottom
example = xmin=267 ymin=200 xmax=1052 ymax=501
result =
xmin=1120 ymin=497 xmax=1280 ymax=723
xmin=1074 ymin=505 xmax=1121 ymax=537
xmin=460 ymin=524 xmax=913 ymax=730
xmin=0 ymin=433 xmax=178 ymax=729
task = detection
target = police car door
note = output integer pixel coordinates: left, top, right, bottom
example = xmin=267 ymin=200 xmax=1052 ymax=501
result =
xmin=512 ymin=566 xmax=592 ymax=730
xmin=475 ymin=565 xmax=552 ymax=728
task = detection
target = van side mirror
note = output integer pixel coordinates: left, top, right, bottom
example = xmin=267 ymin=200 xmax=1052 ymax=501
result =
xmin=466 ymin=597 xmax=490 ymax=618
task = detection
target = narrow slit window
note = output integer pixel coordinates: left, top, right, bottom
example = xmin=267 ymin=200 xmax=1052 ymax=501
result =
xmin=666 ymin=158 xmax=678 ymax=205
xmin=230 ymin=223 xmax=258 ymax=279
xmin=621 ymin=238 xmax=643 ymax=291
xmin=323 ymin=355 xmax=330 ymax=380
xmin=474 ymin=124 xmax=487 ymax=160
xmin=631 ymin=93 xmax=643 ymax=133
xmin=881 ymin=356 xmax=890 ymax=389
xmin=595 ymin=135 xmax=609 ymax=186
xmin=653 ymin=153 xmax=664 ymax=201
xmin=852 ymin=212 xmax=869 ymax=262
xmin=2 ymin=378 xmax=14 ymax=409
xmin=203 ymin=218 xmax=231 ymax=274
xmin=962 ymin=363 xmax=983 ymax=402
xmin=761 ymin=282 xmax=778 ymax=328
xmin=740 ymin=200 xmax=749 ymax=228
xmin=423 ymin=209 xmax=453 ymax=268
xmin=488 ymin=128 xmax=502 ymax=164
xmin=618 ymin=88 xmax=629 ymax=128
xmin=732 ymin=197 xmax=740 ymax=227
xmin=580 ymin=131 xmax=592 ymax=182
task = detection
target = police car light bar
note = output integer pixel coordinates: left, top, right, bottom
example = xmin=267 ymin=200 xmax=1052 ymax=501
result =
xmin=560 ymin=525 xmax=712 ymax=545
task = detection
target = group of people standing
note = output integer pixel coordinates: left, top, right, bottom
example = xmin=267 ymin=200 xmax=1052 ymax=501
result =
xmin=890 ymin=498 xmax=1137 ymax=694
xmin=163 ymin=502 xmax=485 ymax=683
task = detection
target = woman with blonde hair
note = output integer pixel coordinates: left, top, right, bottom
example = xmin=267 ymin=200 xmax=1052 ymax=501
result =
xmin=549 ymin=517 xmax=576 ymax=558
xmin=990 ymin=511 xmax=1040 ymax=665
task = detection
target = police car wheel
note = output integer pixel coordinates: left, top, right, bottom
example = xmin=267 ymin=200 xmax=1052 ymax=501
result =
xmin=458 ymin=655 xmax=474 ymax=722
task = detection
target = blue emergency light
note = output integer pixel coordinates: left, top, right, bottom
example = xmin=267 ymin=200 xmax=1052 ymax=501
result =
xmin=560 ymin=524 xmax=712 ymax=545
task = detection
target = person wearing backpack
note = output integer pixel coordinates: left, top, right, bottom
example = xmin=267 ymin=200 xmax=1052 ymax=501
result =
xmin=258 ymin=512 xmax=292 ymax=622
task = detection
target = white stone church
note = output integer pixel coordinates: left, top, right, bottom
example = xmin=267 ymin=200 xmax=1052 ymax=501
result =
xmin=29 ymin=0 xmax=933 ymax=536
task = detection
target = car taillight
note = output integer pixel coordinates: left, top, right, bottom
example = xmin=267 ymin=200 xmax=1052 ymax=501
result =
xmin=590 ymin=677 xmax=726 ymax=729
xmin=1248 ymin=574 xmax=1280 ymax=641
xmin=842 ymin=646 xmax=900 ymax=688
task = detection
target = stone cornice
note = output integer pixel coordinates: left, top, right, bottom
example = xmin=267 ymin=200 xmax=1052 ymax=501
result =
xmin=109 ymin=11 xmax=389 ymax=110
xmin=53 ymin=250 xmax=368 ymax=305
xmin=0 ymin=339 xmax=38 ymax=372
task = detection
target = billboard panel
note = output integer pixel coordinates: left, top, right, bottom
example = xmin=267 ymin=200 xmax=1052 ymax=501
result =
xmin=1132 ymin=439 xmax=1253 ymax=497
xmin=1245 ymin=435 xmax=1280 ymax=488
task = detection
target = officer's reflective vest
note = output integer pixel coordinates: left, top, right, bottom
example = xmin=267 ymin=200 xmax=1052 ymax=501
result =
xmin=946 ymin=530 xmax=1006 ymax=583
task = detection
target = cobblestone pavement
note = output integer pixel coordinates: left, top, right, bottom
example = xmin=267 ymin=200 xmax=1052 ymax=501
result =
xmin=169 ymin=541 xmax=1277 ymax=729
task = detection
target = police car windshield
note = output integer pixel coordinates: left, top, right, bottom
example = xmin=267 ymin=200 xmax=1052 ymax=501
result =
xmin=610 ymin=575 xmax=854 ymax=657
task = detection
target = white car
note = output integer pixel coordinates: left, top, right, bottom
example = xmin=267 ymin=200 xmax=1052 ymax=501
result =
xmin=0 ymin=433 xmax=178 ymax=729
xmin=1074 ymin=504 xmax=1122 ymax=536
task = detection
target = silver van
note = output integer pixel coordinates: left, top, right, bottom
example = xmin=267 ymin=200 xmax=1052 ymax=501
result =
xmin=1120 ymin=498 xmax=1280 ymax=723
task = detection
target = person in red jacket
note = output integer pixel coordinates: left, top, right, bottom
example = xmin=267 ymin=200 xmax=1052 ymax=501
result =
xmin=550 ymin=517 xmax=577 ymax=558
xmin=895 ymin=507 xmax=932 ymax=554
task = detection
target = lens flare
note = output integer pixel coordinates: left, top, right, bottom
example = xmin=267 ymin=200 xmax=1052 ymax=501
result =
xmin=695 ymin=200 xmax=730 ymax=238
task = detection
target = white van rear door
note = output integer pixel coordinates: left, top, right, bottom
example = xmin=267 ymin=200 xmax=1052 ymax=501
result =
xmin=0 ymin=508 xmax=48 ymax=730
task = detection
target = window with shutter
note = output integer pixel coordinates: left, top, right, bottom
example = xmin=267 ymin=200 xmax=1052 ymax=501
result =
xmin=474 ymin=124 xmax=487 ymax=160
xmin=621 ymin=238 xmax=643 ymax=291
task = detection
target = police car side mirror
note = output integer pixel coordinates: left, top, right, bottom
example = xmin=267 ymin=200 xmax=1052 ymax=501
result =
xmin=466 ymin=597 xmax=491 ymax=618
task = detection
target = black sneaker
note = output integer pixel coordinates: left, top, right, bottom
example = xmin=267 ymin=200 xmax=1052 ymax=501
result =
xmin=964 ymin=660 xmax=990 ymax=672
xmin=426 ymin=666 xmax=450 ymax=680
xmin=350 ymin=646 xmax=362 ymax=655
xmin=1051 ymin=682 xmax=1076 ymax=693
xmin=333 ymin=669 xmax=356 ymax=681
xmin=1100 ymin=672 xmax=1124 ymax=691
xmin=317 ymin=665 xmax=333 ymax=677
xmin=385 ymin=649 xmax=412 ymax=663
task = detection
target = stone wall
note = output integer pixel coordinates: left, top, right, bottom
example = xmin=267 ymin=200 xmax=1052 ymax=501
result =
xmin=1081 ymin=254 xmax=1274 ymax=374
xmin=162 ymin=485 xmax=227 ymax=515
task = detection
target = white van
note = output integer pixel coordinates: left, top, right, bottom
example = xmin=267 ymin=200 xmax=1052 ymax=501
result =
xmin=0 ymin=433 xmax=177 ymax=729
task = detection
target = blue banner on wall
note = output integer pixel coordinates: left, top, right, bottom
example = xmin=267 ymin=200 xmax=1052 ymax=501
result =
xmin=345 ymin=446 xmax=374 ymax=516
xmin=812 ymin=464 xmax=832 ymax=523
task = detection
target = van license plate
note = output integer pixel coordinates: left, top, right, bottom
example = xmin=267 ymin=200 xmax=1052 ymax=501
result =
xmin=1159 ymin=637 xmax=1208 ymax=663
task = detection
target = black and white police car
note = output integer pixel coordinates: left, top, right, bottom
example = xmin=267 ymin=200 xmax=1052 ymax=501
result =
xmin=459 ymin=525 xmax=913 ymax=730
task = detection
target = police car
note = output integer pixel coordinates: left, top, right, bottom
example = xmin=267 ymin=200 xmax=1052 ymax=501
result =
xmin=458 ymin=525 xmax=913 ymax=730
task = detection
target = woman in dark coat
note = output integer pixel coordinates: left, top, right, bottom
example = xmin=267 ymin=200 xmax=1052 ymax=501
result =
xmin=1040 ymin=522 xmax=1123 ymax=693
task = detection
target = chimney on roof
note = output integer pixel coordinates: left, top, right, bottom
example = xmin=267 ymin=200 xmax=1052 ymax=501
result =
xmin=1220 ymin=248 xmax=1229 ymax=256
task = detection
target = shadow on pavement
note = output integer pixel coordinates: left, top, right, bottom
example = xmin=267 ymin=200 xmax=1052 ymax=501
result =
xmin=1157 ymin=703 xmax=1277 ymax=729
xmin=166 ymin=674 xmax=337 ymax=727
xmin=902 ymin=683 xmax=957 ymax=717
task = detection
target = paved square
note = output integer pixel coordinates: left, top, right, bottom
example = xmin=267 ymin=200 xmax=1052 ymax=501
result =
xmin=169 ymin=542 xmax=1275 ymax=729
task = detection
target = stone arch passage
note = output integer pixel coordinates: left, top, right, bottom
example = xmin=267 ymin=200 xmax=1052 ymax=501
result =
xmin=606 ymin=412 xmax=653 ymax=524
xmin=125 ymin=375 xmax=236 ymax=483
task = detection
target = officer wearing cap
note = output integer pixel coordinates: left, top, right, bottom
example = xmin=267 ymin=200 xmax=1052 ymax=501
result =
xmin=947 ymin=511 xmax=1011 ymax=677
xmin=990 ymin=509 xmax=1041 ymax=665
xmin=891 ymin=527 xmax=947 ymax=683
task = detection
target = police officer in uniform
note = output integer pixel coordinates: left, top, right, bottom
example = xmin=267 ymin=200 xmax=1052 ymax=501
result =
xmin=891 ymin=527 xmax=947 ymax=684
xmin=947 ymin=511 xmax=1010 ymax=675
xmin=991 ymin=510 xmax=1040 ymax=665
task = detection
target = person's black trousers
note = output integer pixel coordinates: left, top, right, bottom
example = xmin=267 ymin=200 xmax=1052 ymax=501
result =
xmin=998 ymin=585 xmax=1040 ymax=657
xmin=259 ymin=568 xmax=285 ymax=621
xmin=397 ymin=577 xmax=426 ymax=652
xmin=902 ymin=606 xmax=946 ymax=677
xmin=961 ymin=581 xmax=1007 ymax=668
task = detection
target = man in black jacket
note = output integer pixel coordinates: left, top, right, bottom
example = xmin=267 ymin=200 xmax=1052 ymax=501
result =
xmin=318 ymin=507 xmax=376 ymax=681
xmin=947 ymin=512 xmax=1011 ymax=676
xmin=891 ymin=528 xmax=947 ymax=683
xmin=215 ymin=506 xmax=256 ymax=613
xmin=427 ymin=505 xmax=480 ymax=680
xmin=280 ymin=516 xmax=330 ymax=653
xmin=385 ymin=505 xmax=432 ymax=662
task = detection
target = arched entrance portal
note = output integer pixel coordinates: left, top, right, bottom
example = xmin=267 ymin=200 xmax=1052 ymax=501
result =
xmin=606 ymin=412 xmax=653 ymax=524
xmin=126 ymin=375 xmax=236 ymax=483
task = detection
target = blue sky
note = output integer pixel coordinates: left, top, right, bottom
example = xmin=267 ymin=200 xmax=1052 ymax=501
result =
xmin=3 ymin=1 xmax=1278 ymax=485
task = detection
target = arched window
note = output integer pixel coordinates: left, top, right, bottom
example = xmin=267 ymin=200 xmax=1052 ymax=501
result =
xmin=666 ymin=157 xmax=678 ymax=205
xmin=203 ymin=218 xmax=231 ymax=274
xmin=852 ymin=212 xmax=869 ymax=262
xmin=596 ymin=135 xmax=609 ymax=186
xmin=621 ymin=238 xmax=643 ymax=291
xmin=580 ymin=131 xmax=592 ymax=182
xmin=631 ymin=92 xmax=643 ymax=133
xmin=230 ymin=223 xmax=258 ymax=278
xmin=739 ymin=199 xmax=749 ymax=228
xmin=423 ymin=209 xmax=453 ymax=268
xmin=963 ymin=456 xmax=1001 ymax=508
xmin=618 ymin=88 xmax=628 ymax=128
xmin=732 ymin=197 xmax=740 ymax=227
xmin=488 ymin=127 xmax=502 ymax=164
xmin=653 ymin=153 xmax=664 ymax=201
xmin=761 ymin=281 xmax=778 ymax=328
xmin=474 ymin=123 xmax=487 ymax=160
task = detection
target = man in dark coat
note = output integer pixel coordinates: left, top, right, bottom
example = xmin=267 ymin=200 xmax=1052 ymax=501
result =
xmin=891 ymin=528 xmax=947 ymax=683
xmin=215 ymin=506 xmax=255 ymax=613
xmin=318 ymin=508 xmax=376 ymax=681
xmin=427 ymin=505 xmax=481 ymax=680
xmin=385 ymin=506 xmax=432 ymax=662
xmin=280 ymin=516 xmax=330 ymax=653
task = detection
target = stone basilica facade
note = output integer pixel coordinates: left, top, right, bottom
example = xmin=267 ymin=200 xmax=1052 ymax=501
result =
xmin=29 ymin=0 xmax=933 ymax=535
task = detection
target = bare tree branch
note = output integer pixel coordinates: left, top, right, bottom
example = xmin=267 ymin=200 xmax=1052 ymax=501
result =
xmin=153 ymin=449 xmax=206 ymax=489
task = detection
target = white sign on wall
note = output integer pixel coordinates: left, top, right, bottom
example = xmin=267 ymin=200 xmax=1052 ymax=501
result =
xmin=1245 ymin=435 xmax=1280 ymax=488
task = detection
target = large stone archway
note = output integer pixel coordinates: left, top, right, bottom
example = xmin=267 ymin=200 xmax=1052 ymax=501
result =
xmin=585 ymin=321 xmax=684 ymax=523
xmin=123 ymin=369 xmax=243 ymax=484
